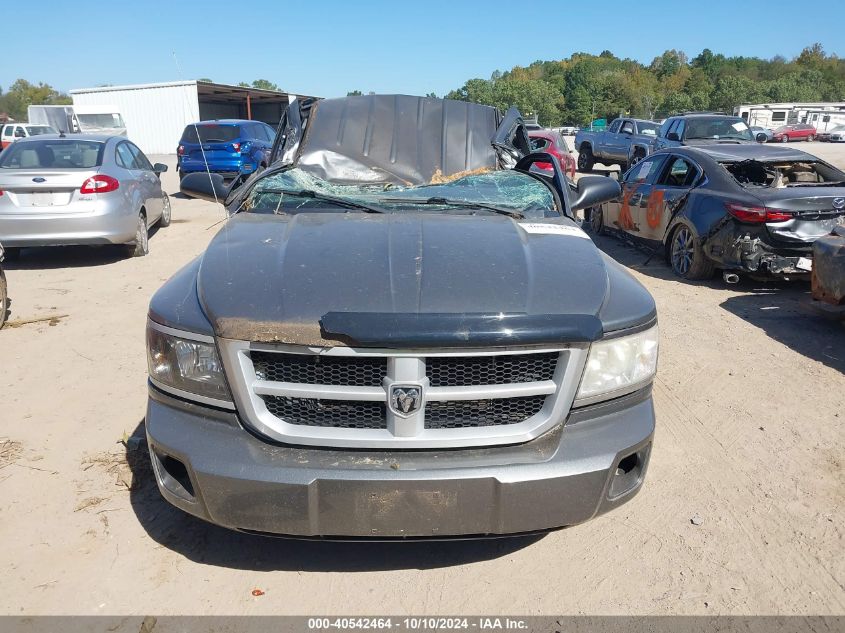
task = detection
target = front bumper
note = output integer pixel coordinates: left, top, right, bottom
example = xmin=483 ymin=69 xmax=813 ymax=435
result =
xmin=146 ymin=384 xmax=654 ymax=538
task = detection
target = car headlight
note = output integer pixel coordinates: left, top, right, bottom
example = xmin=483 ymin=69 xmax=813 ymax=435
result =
xmin=574 ymin=325 xmax=658 ymax=405
xmin=146 ymin=322 xmax=231 ymax=404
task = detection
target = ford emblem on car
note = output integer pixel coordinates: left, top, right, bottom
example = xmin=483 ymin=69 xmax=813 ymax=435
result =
xmin=833 ymin=197 xmax=845 ymax=210
xmin=389 ymin=385 xmax=422 ymax=417
xmin=32 ymin=177 xmax=46 ymax=183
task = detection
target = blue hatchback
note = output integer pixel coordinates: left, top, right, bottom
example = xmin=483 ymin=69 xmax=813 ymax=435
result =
xmin=177 ymin=119 xmax=276 ymax=182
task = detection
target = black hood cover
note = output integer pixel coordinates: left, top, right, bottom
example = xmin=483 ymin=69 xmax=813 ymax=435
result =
xmin=197 ymin=213 xmax=615 ymax=347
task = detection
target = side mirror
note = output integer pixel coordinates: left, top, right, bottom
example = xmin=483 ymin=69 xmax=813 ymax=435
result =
xmin=180 ymin=172 xmax=229 ymax=204
xmin=153 ymin=163 xmax=168 ymax=174
xmin=666 ymin=132 xmax=680 ymax=141
xmin=570 ymin=175 xmax=622 ymax=211
xmin=755 ymin=133 xmax=767 ymax=143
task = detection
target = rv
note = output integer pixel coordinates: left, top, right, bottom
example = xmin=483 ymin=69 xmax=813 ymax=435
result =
xmin=805 ymin=110 xmax=845 ymax=132
xmin=26 ymin=104 xmax=126 ymax=136
xmin=734 ymin=102 xmax=845 ymax=129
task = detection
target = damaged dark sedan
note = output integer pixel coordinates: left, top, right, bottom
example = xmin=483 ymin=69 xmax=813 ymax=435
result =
xmin=145 ymin=95 xmax=659 ymax=538
xmin=589 ymin=144 xmax=845 ymax=280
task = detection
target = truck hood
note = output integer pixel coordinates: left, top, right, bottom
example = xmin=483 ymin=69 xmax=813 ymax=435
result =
xmin=196 ymin=213 xmax=619 ymax=347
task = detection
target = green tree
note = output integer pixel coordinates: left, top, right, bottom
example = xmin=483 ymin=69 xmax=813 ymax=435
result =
xmin=0 ymin=79 xmax=71 ymax=121
xmin=346 ymin=90 xmax=363 ymax=96
xmin=251 ymin=79 xmax=280 ymax=91
xmin=438 ymin=43 xmax=845 ymax=126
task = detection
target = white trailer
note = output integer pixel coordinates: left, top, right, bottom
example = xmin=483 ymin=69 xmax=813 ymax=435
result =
xmin=735 ymin=102 xmax=845 ymax=129
xmin=26 ymin=104 xmax=126 ymax=136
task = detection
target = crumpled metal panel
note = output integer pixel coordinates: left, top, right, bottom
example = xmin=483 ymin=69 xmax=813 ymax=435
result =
xmin=293 ymin=95 xmax=500 ymax=186
xmin=812 ymin=226 xmax=845 ymax=305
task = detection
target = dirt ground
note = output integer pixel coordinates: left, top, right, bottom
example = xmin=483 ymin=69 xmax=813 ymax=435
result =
xmin=0 ymin=144 xmax=843 ymax=616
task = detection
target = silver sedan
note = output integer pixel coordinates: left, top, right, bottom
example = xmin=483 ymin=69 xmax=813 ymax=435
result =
xmin=0 ymin=134 xmax=171 ymax=258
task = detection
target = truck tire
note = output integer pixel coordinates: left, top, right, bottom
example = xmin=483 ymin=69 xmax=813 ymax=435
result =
xmin=577 ymin=145 xmax=595 ymax=172
xmin=668 ymin=224 xmax=715 ymax=280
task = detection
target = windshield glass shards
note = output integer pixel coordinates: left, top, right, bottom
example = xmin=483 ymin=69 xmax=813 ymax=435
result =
xmin=241 ymin=168 xmax=557 ymax=217
xmin=723 ymin=159 xmax=845 ymax=188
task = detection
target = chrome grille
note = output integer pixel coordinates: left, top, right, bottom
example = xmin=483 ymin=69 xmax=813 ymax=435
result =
xmin=263 ymin=396 xmax=386 ymax=429
xmin=426 ymin=353 xmax=558 ymax=387
xmin=220 ymin=341 xmax=589 ymax=449
xmin=425 ymin=396 xmax=547 ymax=429
xmin=251 ymin=351 xmax=386 ymax=386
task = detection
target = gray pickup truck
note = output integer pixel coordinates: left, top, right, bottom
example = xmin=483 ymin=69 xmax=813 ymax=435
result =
xmin=146 ymin=95 xmax=658 ymax=539
xmin=575 ymin=118 xmax=660 ymax=173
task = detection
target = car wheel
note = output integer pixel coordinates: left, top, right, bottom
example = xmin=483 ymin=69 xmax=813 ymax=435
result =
xmin=807 ymin=134 xmax=814 ymax=142
xmin=0 ymin=267 xmax=7 ymax=330
xmin=159 ymin=195 xmax=172 ymax=227
xmin=577 ymin=145 xmax=595 ymax=172
xmin=127 ymin=212 xmax=149 ymax=257
xmin=587 ymin=206 xmax=604 ymax=235
xmin=781 ymin=135 xmax=789 ymax=143
xmin=669 ymin=224 xmax=714 ymax=280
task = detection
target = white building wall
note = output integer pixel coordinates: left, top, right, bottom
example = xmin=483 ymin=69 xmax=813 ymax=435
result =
xmin=71 ymin=82 xmax=200 ymax=155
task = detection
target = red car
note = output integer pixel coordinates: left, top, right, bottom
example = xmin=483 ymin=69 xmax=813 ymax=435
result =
xmin=771 ymin=124 xmax=817 ymax=143
xmin=529 ymin=130 xmax=577 ymax=178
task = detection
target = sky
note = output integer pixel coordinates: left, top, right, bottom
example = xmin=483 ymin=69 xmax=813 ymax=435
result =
xmin=4 ymin=0 xmax=844 ymax=98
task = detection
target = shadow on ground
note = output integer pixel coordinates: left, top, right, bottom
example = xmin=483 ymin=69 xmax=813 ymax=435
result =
xmin=125 ymin=419 xmax=543 ymax=572
xmin=592 ymin=230 xmax=845 ymax=374
xmin=2 ymin=227 xmax=164 ymax=270
xmin=720 ymin=287 xmax=845 ymax=374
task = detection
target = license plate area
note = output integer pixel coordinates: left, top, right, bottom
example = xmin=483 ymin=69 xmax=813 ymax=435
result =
xmin=31 ymin=192 xmax=55 ymax=206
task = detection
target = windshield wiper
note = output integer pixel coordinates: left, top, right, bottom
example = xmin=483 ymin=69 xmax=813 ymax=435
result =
xmin=252 ymin=188 xmax=386 ymax=213
xmin=379 ymin=196 xmax=525 ymax=219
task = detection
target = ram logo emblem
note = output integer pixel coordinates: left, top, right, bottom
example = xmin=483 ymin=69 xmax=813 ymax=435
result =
xmin=389 ymin=385 xmax=422 ymax=417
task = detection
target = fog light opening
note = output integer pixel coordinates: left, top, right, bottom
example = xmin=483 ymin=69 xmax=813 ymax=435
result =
xmin=155 ymin=451 xmax=195 ymax=500
xmin=609 ymin=448 xmax=646 ymax=499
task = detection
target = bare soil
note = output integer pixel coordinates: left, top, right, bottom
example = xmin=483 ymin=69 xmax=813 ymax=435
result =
xmin=0 ymin=150 xmax=842 ymax=615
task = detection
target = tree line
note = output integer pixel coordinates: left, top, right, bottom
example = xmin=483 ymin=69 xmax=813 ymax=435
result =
xmin=441 ymin=44 xmax=845 ymax=126
xmin=0 ymin=80 xmax=72 ymax=121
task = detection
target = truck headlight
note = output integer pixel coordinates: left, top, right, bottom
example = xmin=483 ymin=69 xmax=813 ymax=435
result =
xmin=574 ymin=325 xmax=658 ymax=405
xmin=146 ymin=323 xmax=231 ymax=403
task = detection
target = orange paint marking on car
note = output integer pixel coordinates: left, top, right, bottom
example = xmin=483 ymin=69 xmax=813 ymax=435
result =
xmin=618 ymin=184 xmax=639 ymax=230
xmin=646 ymin=189 xmax=665 ymax=229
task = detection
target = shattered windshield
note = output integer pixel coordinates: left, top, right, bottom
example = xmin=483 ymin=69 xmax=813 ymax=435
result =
xmin=241 ymin=167 xmax=557 ymax=218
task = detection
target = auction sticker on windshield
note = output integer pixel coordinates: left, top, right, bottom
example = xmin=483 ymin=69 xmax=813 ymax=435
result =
xmin=519 ymin=223 xmax=590 ymax=239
